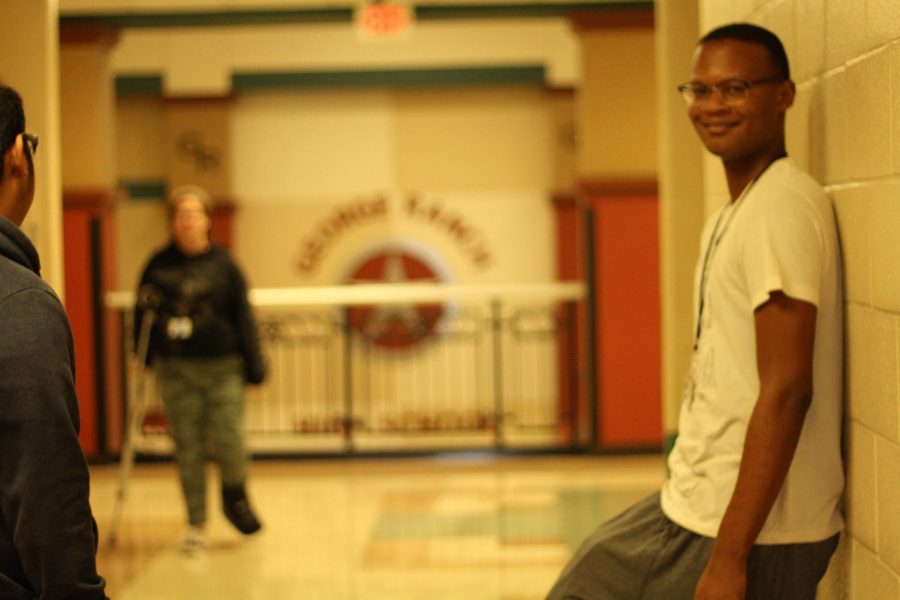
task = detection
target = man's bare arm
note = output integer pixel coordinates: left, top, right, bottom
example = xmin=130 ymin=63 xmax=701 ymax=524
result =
xmin=695 ymin=291 xmax=817 ymax=600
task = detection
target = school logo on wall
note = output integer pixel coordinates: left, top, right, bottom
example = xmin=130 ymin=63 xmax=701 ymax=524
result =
xmin=294 ymin=193 xmax=493 ymax=351
xmin=343 ymin=242 xmax=451 ymax=350
xmin=296 ymin=193 xmax=491 ymax=275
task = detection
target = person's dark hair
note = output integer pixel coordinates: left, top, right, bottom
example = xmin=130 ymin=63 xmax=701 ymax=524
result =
xmin=700 ymin=23 xmax=790 ymax=81
xmin=0 ymin=84 xmax=25 ymax=159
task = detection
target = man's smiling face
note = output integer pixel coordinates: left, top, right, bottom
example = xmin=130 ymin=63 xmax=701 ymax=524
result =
xmin=687 ymin=38 xmax=792 ymax=165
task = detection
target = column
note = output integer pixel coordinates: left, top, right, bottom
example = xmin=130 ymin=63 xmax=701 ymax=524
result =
xmin=0 ymin=1 xmax=63 ymax=291
xmin=654 ymin=0 xmax=704 ymax=451
xmin=165 ymin=98 xmax=236 ymax=247
xmin=60 ymin=24 xmax=121 ymax=457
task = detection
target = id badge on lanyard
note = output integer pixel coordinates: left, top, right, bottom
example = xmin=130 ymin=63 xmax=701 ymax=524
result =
xmin=167 ymin=316 xmax=194 ymax=340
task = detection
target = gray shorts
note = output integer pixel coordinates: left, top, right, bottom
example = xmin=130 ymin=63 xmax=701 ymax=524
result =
xmin=546 ymin=492 xmax=839 ymax=600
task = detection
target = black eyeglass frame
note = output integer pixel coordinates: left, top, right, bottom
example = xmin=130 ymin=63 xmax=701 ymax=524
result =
xmin=22 ymin=132 xmax=38 ymax=156
xmin=676 ymin=76 xmax=785 ymax=106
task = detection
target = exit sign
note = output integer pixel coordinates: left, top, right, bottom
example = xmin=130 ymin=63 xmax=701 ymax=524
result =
xmin=355 ymin=2 xmax=413 ymax=39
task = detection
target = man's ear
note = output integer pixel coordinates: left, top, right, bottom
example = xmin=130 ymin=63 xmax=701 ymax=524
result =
xmin=777 ymin=80 xmax=796 ymax=112
xmin=6 ymin=134 xmax=28 ymax=179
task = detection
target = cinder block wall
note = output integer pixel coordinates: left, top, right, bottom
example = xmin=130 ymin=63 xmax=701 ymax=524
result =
xmin=694 ymin=2 xmax=900 ymax=598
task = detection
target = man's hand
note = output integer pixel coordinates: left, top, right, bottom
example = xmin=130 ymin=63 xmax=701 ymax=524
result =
xmin=694 ymin=552 xmax=747 ymax=600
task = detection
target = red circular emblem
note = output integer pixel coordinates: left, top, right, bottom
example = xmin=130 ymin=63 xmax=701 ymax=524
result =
xmin=344 ymin=246 xmax=449 ymax=350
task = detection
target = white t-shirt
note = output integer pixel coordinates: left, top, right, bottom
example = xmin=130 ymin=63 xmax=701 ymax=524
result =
xmin=660 ymin=158 xmax=844 ymax=544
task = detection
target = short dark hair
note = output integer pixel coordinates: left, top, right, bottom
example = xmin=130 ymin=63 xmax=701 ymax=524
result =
xmin=700 ymin=23 xmax=790 ymax=81
xmin=0 ymin=84 xmax=25 ymax=159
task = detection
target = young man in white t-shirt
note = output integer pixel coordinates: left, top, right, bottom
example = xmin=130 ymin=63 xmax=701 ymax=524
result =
xmin=547 ymin=23 xmax=843 ymax=600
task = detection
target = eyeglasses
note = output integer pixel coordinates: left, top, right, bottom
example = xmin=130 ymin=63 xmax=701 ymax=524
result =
xmin=676 ymin=77 xmax=784 ymax=106
xmin=22 ymin=133 xmax=38 ymax=156
xmin=173 ymin=209 xmax=208 ymax=222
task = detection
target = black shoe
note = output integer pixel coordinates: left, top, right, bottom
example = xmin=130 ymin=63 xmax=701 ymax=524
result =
xmin=222 ymin=485 xmax=262 ymax=535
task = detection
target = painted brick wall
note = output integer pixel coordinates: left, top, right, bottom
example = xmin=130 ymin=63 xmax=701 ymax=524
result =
xmin=697 ymin=1 xmax=900 ymax=598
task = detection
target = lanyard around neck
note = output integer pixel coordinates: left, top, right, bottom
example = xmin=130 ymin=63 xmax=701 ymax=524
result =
xmin=692 ymin=156 xmax=785 ymax=350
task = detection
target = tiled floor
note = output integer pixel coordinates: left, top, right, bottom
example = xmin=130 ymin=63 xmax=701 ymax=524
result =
xmin=89 ymin=454 xmax=665 ymax=599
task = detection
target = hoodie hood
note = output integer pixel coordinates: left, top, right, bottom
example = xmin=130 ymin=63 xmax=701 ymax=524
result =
xmin=0 ymin=214 xmax=40 ymax=276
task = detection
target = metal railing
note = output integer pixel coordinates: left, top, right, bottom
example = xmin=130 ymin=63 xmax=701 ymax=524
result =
xmin=106 ymin=282 xmax=587 ymax=455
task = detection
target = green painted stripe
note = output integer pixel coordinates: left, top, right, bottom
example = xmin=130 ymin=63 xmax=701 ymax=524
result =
xmin=121 ymin=180 xmax=167 ymax=199
xmin=116 ymin=75 xmax=163 ymax=96
xmin=557 ymin=488 xmax=652 ymax=550
xmin=373 ymin=509 xmax=563 ymax=541
xmin=232 ymin=65 xmax=546 ymax=90
xmin=416 ymin=1 xmax=651 ymax=19
xmin=61 ymin=9 xmax=352 ymax=28
xmin=114 ymin=66 xmax=546 ymax=97
xmin=370 ymin=487 xmax=656 ymax=549
xmin=60 ymin=1 xmax=652 ymax=27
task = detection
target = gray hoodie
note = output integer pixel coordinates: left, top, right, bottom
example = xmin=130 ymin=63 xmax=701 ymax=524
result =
xmin=0 ymin=215 xmax=107 ymax=599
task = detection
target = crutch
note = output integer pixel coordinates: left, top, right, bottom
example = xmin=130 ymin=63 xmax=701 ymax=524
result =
xmin=107 ymin=286 xmax=159 ymax=547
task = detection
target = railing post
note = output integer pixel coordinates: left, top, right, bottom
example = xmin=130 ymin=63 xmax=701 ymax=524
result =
xmin=342 ymin=308 xmax=355 ymax=454
xmin=118 ymin=310 xmax=130 ymax=455
xmin=566 ymin=300 xmax=580 ymax=449
xmin=491 ymin=298 xmax=504 ymax=450
xmin=583 ymin=206 xmax=599 ymax=449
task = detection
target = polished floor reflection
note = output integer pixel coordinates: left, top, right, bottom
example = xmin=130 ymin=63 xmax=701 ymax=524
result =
xmin=89 ymin=454 xmax=665 ymax=600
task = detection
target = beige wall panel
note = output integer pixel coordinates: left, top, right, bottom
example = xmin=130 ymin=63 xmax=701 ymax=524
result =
xmin=231 ymin=20 xmax=578 ymax=82
xmin=113 ymin=20 xmax=581 ymax=94
xmin=395 ymin=87 xmax=553 ymax=190
xmin=233 ymin=192 xmax=555 ymax=287
xmin=60 ymin=44 xmax=117 ymax=188
xmin=226 ymin=86 xmax=556 ymax=287
xmin=832 ymin=186 xmax=871 ymax=306
xmin=577 ymin=29 xmax=657 ymax=179
xmin=822 ymin=69 xmax=848 ymax=186
xmin=805 ymin=77 xmax=828 ymax=184
xmin=795 ymin=0 xmax=827 ymax=83
xmin=116 ymin=84 xmax=558 ymax=289
xmin=878 ymin=437 xmax=900 ymax=573
xmin=116 ymin=97 xmax=166 ymax=181
xmin=435 ymin=191 xmax=555 ymax=284
xmin=870 ymin=182 xmax=900 ymax=312
xmin=231 ymin=90 xmax=395 ymax=201
xmin=893 ymin=44 xmax=900 ymax=176
xmin=700 ymin=0 xmax=754 ymax=29
xmin=846 ymin=304 xmax=898 ymax=442
xmin=825 ymin=0 xmax=867 ymax=71
xmin=847 ymin=422 xmax=878 ymax=552
xmin=845 ymin=49 xmax=892 ymax=181
xmin=115 ymin=201 xmax=169 ymax=290
xmin=165 ymin=100 xmax=231 ymax=197
xmin=851 ymin=540 xmax=900 ymax=600
xmin=109 ymin=30 xmax=165 ymax=73
xmin=867 ymin=0 xmax=900 ymax=51
xmin=255 ymin=201 xmax=339 ymax=285
xmin=163 ymin=30 xmax=231 ymax=96
xmin=786 ymin=82 xmax=813 ymax=172
xmin=235 ymin=200 xmax=392 ymax=287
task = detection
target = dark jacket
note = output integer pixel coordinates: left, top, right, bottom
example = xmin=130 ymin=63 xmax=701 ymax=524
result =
xmin=135 ymin=243 xmax=266 ymax=384
xmin=0 ymin=216 xmax=107 ymax=599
